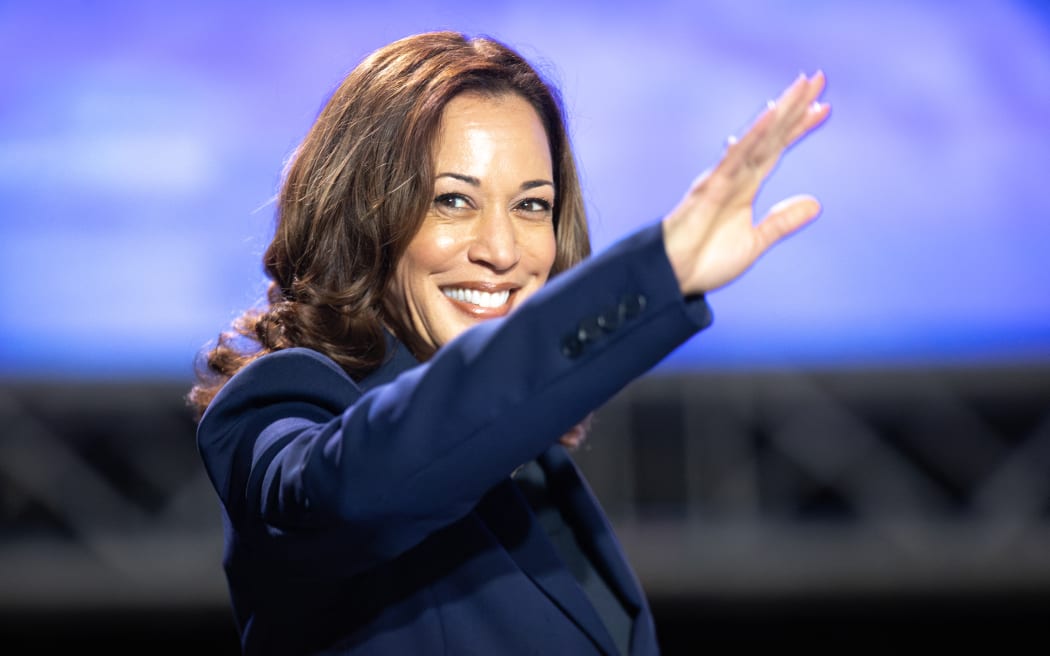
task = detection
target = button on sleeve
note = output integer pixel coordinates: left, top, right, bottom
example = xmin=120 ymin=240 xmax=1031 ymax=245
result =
xmin=619 ymin=293 xmax=647 ymax=320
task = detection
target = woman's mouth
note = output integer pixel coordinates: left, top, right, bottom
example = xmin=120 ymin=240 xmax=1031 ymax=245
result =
xmin=441 ymin=286 xmax=515 ymax=317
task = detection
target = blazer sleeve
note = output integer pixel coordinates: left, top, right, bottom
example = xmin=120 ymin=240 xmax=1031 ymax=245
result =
xmin=196 ymin=222 xmax=712 ymax=575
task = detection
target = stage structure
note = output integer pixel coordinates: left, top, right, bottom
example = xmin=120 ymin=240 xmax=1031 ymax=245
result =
xmin=1 ymin=363 xmax=1048 ymax=647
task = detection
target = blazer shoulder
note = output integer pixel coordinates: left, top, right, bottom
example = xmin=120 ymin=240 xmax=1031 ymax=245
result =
xmin=199 ymin=347 xmax=358 ymax=430
xmin=240 ymin=346 xmax=351 ymax=382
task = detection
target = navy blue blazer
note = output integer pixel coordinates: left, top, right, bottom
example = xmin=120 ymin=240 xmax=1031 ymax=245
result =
xmin=197 ymin=223 xmax=713 ymax=655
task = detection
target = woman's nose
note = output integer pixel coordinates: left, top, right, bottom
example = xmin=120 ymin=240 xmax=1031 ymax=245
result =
xmin=467 ymin=210 xmax=521 ymax=271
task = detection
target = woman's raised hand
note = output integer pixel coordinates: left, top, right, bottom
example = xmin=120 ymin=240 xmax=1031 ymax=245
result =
xmin=661 ymin=71 xmax=831 ymax=296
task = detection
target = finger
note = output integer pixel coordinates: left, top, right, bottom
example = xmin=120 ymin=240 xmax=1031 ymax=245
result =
xmin=719 ymin=108 xmax=776 ymax=180
xmin=715 ymin=72 xmax=827 ymax=198
xmin=749 ymin=73 xmax=832 ymax=180
xmin=783 ymin=71 xmax=830 ymax=144
xmin=785 ymin=99 xmax=831 ymax=146
xmin=725 ymin=72 xmax=818 ymax=175
xmin=786 ymin=71 xmax=826 ymax=120
xmin=753 ymin=194 xmax=822 ymax=252
xmin=726 ymin=73 xmax=807 ymax=140
xmin=763 ymin=71 xmax=827 ymax=154
xmin=773 ymin=72 xmax=817 ymax=123
xmin=721 ymin=73 xmax=807 ymax=155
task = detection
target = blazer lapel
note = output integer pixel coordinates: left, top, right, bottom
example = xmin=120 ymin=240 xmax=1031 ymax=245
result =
xmin=538 ymin=446 xmax=657 ymax=654
xmin=478 ymin=479 xmax=619 ymax=656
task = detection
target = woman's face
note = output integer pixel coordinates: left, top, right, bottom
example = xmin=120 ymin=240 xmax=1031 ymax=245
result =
xmin=390 ymin=92 xmax=557 ymax=352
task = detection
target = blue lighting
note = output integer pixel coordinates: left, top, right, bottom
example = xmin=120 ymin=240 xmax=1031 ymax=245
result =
xmin=2 ymin=0 xmax=1047 ymax=378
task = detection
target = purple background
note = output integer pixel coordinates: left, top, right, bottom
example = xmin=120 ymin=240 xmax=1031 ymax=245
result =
xmin=2 ymin=0 xmax=1047 ymax=378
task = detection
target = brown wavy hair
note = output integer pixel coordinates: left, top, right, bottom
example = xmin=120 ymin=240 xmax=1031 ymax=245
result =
xmin=187 ymin=31 xmax=591 ymax=420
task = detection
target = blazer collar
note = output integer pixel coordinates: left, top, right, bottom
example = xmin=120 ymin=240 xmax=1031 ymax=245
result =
xmin=357 ymin=331 xmax=421 ymax=393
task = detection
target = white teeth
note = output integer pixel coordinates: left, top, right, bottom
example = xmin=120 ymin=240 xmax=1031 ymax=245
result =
xmin=442 ymin=288 xmax=511 ymax=308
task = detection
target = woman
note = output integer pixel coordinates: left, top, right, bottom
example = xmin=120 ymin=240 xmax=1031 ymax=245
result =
xmin=189 ymin=31 xmax=829 ymax=655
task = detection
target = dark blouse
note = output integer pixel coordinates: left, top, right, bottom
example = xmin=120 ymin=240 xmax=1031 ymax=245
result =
xmin=515 ymin=460 xmax=632 ymax=655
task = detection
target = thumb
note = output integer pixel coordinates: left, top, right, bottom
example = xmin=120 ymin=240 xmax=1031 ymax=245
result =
xmin=754 ymin=194 xmax=822 ymax=252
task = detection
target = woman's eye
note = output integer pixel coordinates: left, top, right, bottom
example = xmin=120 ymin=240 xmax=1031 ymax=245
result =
xmin=517 ymin=198 xmax=552 ymax=214
xmin=435 ymin=193 xmax=471 ymax=210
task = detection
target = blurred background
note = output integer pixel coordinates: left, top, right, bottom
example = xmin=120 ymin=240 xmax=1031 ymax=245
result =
xmin=1 ymin=0 xmax=1048 ymax=652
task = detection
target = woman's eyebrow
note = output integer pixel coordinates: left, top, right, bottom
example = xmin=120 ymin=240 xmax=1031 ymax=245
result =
xmin=436 ymin=172 xmax=480 ymax=186
xmin=520 ymin=179 xmax=554 ymax=191
xmin=435 ymin=172 xmax=553 ymax=191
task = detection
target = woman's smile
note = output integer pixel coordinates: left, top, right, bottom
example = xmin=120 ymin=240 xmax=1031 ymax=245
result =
xmin=441 ymin=284 xmax=517 ymax=317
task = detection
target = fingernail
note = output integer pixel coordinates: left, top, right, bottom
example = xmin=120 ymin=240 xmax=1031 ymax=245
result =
xmin=766 ymin=99 xmax=777 ymax=111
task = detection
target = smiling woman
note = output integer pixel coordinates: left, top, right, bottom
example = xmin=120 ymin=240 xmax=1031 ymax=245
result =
xmin=186 ymin=33 xmax=590 ymax=413
xmin=187 ymin=30 xmax=828 ymax=656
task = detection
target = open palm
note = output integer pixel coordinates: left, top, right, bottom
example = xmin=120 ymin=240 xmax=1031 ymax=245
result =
xmin=662 ymin=71 xmax=831 ymax=295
